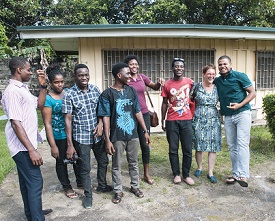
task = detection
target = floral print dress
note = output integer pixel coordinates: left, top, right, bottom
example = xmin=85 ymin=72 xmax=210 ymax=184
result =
xmin=192 ymin=83 xmax=222 ymax=152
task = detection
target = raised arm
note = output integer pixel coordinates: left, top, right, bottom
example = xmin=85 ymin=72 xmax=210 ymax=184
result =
xmin=36 ymin=70 xmax=47 ymax=110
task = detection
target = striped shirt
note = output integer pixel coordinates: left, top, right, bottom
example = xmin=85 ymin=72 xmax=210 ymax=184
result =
xmin=1 ymin=79 xmax=39 ymax=157
xmin=62 ymin=84 xmax=101 ymax=144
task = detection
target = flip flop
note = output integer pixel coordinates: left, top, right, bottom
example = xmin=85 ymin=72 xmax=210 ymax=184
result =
xmin=226 ymin=176 xmax=237 ymax=185
xmin=236 ymin=177 xmax=248 ymax=187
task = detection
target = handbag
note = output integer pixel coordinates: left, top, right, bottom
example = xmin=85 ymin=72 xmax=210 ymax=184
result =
xmin=190 ymin=82 xmax=199 ymax=102
xmin=139 ymin=75 xmax=159 ymax=127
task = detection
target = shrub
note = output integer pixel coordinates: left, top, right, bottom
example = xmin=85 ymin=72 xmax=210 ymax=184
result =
xmin=262 ymin=94 xmax=275 ymax=140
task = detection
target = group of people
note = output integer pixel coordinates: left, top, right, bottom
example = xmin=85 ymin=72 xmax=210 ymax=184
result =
xmin=1 ymin=54 xmax=256 ymax=221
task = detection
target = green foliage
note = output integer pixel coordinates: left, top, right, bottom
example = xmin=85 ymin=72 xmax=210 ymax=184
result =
xmin=0 ymin=23 xmax=8 ymax=57
xmin=0 ymin=109 xmax=15 ymax=185
xmin=130 ymin=0 xmax=187 ymax=24
xmin=182 ymin=0 xmax=275 ymax=27
xmin=262 ymin=94 xmax=275 ymax=140
xmin=0 ymin=0 xmax=52 ymax=46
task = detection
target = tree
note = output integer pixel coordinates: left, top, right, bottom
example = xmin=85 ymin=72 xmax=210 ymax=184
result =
xmin=130 ymin=0 xmax=187 ymax=24
xmin=182 ymin=0 xmax=275 ymax=27
xmin=0 ymin=23 xmax=8 ymax=57
xmin=0 ymin=0 xmax=52 ymax=46
xmin=48 ymin=0 xmax=144 ymax=25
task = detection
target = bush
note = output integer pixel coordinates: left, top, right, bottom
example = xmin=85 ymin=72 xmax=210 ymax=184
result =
xmin=262 ymin=94 xmax=275 ymax=140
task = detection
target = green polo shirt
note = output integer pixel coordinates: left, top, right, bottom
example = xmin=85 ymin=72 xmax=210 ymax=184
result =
xmin=214 ymin=69 xmax=252 ymax=116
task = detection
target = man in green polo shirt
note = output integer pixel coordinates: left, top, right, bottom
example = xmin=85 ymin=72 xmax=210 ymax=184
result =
xmin=214 ymin=55 xmax=256 ymax=187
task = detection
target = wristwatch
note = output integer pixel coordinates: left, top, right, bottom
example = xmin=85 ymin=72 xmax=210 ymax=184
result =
xmin=143 ymin=130 xmax=150 ymax=134
xmin=40 ymin=84 xmax=47 ymax=89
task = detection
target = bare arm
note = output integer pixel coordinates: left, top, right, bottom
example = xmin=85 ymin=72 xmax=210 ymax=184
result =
xmin=136 ymin=112 xmax=150 ymax=145
xmin=41 ymin=107 xmax=59 ymax=159
xmin=102 ymin=116 xmax=115 ymax=155
xmin=147 ymin=78 xmax=165 ymax=91
xmin=161 ymin=97 xmax=168 ymax=131
xmin=93 ymin=117 xmax=103 ymax=138
xmin=11 ymin=120 xmax=43 ymax=166
xmin=36 ymin=70 xmax=47 ymax=110
xmin=64 ymin=113 xmax=75 ymax=158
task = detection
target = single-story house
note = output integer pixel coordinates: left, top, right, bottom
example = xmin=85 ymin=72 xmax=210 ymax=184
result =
xmin=17 ymin=24 xmax=275 ymax=126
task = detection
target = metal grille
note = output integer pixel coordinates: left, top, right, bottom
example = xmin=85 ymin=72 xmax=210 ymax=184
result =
xmin=256 ymin=51 xmax=275 ymax=89
xmin=103 ymin=49 xmax=215 ymax=90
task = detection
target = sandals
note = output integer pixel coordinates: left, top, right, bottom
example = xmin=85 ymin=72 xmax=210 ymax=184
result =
xmin=226 ymin=176 xmax=237 ymax=185
xmin=236 ymin=177 xmax=248 ymax=187
xmin=112 ymin=192 xmax=124 ymax=204
xmin=65 ymin=189 xmax=78 ymax=199
xmin=130 ymin=187 xmax=144 ymax=198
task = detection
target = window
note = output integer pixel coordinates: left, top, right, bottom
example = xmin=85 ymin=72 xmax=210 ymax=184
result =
xmin=256 ymin=51 xmax=275 ymax=89
xmin=103 ymin=49 xmax=215 ymax=90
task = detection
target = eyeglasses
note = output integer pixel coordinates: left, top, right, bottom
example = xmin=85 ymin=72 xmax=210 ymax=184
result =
xmin=173 ymin=58 xmax=184 ymax=62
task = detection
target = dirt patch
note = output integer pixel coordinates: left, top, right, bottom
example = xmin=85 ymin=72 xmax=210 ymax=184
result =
xmin=1 ymin=142 xmax=275 ymax=221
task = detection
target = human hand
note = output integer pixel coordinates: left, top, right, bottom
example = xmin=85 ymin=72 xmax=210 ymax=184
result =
xmin=51 ymin=146 xmax=59 ymax=159
xmin=226 ymin=103 xmax=240 ymax=110
xmin=158 ymin=78 xmax=165 ymax=86
xmin=36 ymin=69 xmax=47 ymax=87
xmin=29 ymin=149 xmax=43 ymax=166
xmin=144 ymin=133 xmax=150 ymax=145
xmin=105 ymin=141 xmax=115 ymax=155
xmin=93 ymin=124 xmax=103 ymax=137
xmin=66 ymin=145 xmax=76 ymax=159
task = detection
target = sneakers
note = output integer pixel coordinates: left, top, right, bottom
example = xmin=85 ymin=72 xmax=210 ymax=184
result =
xmin=182 ymin=177 xmax=195 ymax=186
xmin=42 ymin=209 xmax=53 ymax=216
xmin=207 ymin=175 xmax=217 ymax=183
xmin=194 ymin=169 xmax=202 ymax=177
xmin=83 ymin=197 xmax=92 ymax=209
xmin=173 ymin=175 xmax=182 ymax=184
xmin=96 ymin=185 xmax=113 ymax=193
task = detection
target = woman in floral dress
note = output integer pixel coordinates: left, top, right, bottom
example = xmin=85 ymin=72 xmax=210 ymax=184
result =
xmin=192 ymin=64 xmax=222 ymax=183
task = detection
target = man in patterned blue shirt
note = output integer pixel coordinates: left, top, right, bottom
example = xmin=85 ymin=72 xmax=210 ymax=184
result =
xmin=62 ymin=64 xmax=112 ymax=209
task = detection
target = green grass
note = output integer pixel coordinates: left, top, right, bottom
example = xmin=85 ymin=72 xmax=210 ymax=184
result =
xmin=145 ymin=126 xmax=275 ymax=181
xmin=0 ymin=108 xmax=15 ymax=185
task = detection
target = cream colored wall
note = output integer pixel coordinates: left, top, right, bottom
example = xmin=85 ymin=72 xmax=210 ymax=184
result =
xmin=79 ymin=37 xmax=275 ymax=121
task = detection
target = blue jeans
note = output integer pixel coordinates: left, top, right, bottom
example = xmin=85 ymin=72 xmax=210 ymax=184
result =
xmin=13 ymin=151 xmax=44 ymax=221
xmin=166 ymin=120 xmax=193 ymax=178
xmin=224 ymin=110 xmax=251 ymax=179
xmin=137 ymin=112 xmax=151 ymax=164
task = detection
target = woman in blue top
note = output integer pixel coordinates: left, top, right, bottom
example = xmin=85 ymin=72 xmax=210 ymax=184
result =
xmin=42 ymin=64 xmax=81 ymax=198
